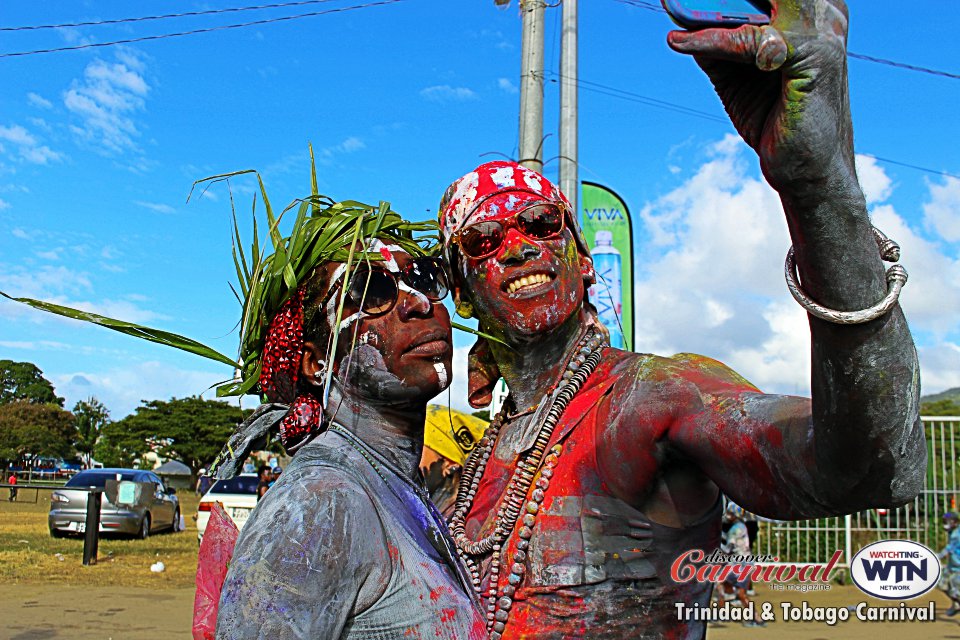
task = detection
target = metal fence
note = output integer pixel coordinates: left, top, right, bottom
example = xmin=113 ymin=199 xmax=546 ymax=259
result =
xmin=757 ymin=416 xmax=959 ymax=566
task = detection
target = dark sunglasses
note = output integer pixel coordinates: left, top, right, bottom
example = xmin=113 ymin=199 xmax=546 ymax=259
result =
xmin=452 ymin=202 xmax=567 ymax=260
xmin=328 ymin=257 xmax=449 ymax=317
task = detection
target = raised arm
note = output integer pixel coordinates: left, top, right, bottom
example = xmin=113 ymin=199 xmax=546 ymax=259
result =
xmin=216 ymin=471 xmax=387 ymax=640
xmin=662 ymin=0 xmax=924 ymax=512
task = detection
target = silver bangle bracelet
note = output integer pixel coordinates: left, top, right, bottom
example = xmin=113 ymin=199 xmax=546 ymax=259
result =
xmin=785 ymin=227 xmax=908 ymax=325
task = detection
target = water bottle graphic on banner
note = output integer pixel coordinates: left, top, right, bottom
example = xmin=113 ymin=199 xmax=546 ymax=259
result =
xmin=590 ymin=230 xmax=624 ymax=349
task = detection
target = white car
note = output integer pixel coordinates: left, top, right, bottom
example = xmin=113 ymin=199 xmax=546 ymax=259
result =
xmin=197 ymin=474 xmax=259 ymax=543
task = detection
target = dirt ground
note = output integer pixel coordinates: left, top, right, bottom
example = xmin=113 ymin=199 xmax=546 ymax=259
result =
xmin=1 ymin=582 xmax=957 ymax=639
xmin=3 ymin=492 xmax=958 ymax=639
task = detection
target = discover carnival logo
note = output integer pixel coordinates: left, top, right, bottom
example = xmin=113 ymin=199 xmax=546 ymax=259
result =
xmin=850 ymin=540 xmax=941 ymax=600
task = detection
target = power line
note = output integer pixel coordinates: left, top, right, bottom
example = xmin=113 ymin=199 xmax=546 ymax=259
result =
xmin=0 ymin=0 xmax=404 ymax=59
xmin=546 ymin=71 xmax=729 ymax=124
xmin=860 ymin=155 xmax=960 ymax=182
xmin=0 ymin=0 xmax=340 ymax=32
xmin=611 ymin=0 xmax=960 ymax=81
xmin=848 ymin=53 xmax=960 ymax=81
xmin=551 ymin=71 xmax=960 ymax=182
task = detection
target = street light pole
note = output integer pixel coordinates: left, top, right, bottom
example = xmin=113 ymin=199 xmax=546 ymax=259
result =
xmin=519 ymin=0 xmax=544 ymax=172
xmin=559 ymin=0 xmax=578 ymax=212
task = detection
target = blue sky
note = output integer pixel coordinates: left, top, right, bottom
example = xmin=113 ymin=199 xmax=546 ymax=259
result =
xmin=1 ymin=1 xmax=958 ymax=420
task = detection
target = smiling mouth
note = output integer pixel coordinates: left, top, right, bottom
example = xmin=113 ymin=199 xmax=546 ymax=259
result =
xmin=505 ymin=272 xmax=554 ymax=295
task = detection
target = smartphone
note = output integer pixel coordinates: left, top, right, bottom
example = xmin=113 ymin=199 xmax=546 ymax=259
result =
xmin=661 ymin=0 xmax=771 ymax=29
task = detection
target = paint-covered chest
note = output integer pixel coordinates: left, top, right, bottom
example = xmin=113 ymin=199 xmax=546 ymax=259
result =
xmin=465 ymin=410 xmax=662 ymax=589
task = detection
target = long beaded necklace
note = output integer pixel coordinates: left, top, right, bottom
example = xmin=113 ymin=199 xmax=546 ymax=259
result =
xmin=448 ymin=328 xmax=606 ymax=638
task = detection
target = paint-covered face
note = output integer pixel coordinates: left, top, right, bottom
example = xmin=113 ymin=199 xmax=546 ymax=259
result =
xmin=457 ymin=192 xmax=589 ymax=338
xmin=329 ymin=248 xmax=453 ymax=403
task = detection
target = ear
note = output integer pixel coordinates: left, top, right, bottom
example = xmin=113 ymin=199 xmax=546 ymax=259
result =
xmin=579 ymin=253 xmax=595 ymax=285
xmin=300 ymin=341 xmax=327 ymax=386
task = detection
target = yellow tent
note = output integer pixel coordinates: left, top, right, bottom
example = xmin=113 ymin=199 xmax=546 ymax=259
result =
xmin=424 ymin=405 xmax=489 ymax=466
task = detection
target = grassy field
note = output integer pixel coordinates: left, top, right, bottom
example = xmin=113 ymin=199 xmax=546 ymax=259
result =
xmin=0 ymin=488 xmax=200 ymax=589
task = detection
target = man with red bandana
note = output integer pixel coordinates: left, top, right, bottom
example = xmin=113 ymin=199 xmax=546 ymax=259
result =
xmin=437 ymin=1 xmax=925 ymax=638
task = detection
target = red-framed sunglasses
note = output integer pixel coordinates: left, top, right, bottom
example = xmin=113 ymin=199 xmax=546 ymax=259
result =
xmin=451 ymin=202 xmax=567 ymax=260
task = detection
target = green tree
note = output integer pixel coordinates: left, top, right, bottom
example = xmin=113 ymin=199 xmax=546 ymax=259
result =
xmin=921 ymin=398 xmax=960 ymax=416
xmin=0 ymin=360 xmax=63 ymax=407
xmin=0 ymin=400 xmax=75 ymax=460
xmin=95 ymin=396 xmax=247 ymax=475
xmin=73 ymin=397 xmax=110 ymax=467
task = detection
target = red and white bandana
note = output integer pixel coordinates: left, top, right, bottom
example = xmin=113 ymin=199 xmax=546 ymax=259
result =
xmin=438 ymin=160 xmax=590 ymax=265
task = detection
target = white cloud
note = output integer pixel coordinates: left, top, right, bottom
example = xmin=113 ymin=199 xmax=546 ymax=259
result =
xmin=855 ymin=154 xmax=893 ymax=205
xmin=338 ymin=136 xmax=365 ymax=153
xmin=0 ymin=199 xmax=9 ymax=211
xmin=497 ymin=78 xmax=518 ymax=94
xmin=917 ymin=343 xmax=960 ymax=395
xmin=135 ymin=200 xmax=176 ymax=215
xmin=27 ymin=92 xmax=53 ymax=109
xmin=0 ymin=263 xmax=165 ymax=325
xmin=52 ymin=361 xmax=228 ymax=420
xmin=922 ymin=177 xmax=960 ymax=243
xmin=312 ymin=137 xmax=367 ymax=167
xmin=0 ymin=124 xmax=35 ymax=146
xmin=0 ymin=264 xmax=92 ymax=299
xmin=420 ymin=85 xmax=478 ymax=102
xmin=64 ymin=51 xmax=150 ymax=155
xmin=0 ymin=123 xmax=62 ymax=165
xmin=631 ymin=135 xmax=960 ymax=397
xmin=870 ymin=204 xmax=960 ymax=338
xmin=36 ymin=249 xmax=62 ymax=261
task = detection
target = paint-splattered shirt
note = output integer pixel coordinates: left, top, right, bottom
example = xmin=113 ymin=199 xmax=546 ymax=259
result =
xmin=217 ymin=428 xmax=486 ymax=640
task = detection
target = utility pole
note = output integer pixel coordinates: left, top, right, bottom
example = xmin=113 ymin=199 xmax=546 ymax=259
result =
xmin=558 ymin=0 xmax=578 ymax=212
xmin=518 ymin=0 xmax=544 ymax=172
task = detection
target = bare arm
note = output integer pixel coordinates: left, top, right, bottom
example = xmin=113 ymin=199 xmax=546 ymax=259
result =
xmin=662 ymin=0 xmax=924 ymax=512
xmin=216 ymin=469 xmax=387 ymax=640
xmin=662 ymin=354 xmax=917 ymax=519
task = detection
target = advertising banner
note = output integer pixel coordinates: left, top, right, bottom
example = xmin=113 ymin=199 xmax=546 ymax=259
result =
xmin=580 ymin=182 xmax=634 ymax=351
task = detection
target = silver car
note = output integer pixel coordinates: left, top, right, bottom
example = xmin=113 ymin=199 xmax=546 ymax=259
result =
xmin=49 ymin=468 xmax=180 ymax=538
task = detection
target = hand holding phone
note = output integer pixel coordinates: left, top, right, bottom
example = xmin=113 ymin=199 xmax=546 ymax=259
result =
xmin=661 ymin=0 xmax=770 ymax=29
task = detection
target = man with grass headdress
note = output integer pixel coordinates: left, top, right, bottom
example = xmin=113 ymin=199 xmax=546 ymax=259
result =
xmin=1 ymin=165 xmax=486 ymax=639
xmin=435 ymin=2 xmax=925 ymax=638
xmin=211 ymin=193 xmax=487 ymax=639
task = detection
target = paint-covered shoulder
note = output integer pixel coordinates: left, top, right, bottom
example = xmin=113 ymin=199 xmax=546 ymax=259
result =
xmin=252 ymin=461 xmax=384 ymax=544
xmin=665 ymin=352 xmax=760 ymax=395
xmin=601 ymin=349 xmax=760 ymax=419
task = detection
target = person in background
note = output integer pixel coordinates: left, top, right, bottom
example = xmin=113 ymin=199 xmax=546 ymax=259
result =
xmin=196 ymin=468 xmax=213 ymax=496
xmin=7 ymin=471 xmax=17 ymax=502
xmin=719 ymin=504 xmax=764 ymax=626
xmin=419 ymin=406 xmax=487 ymax=517
xmin=939 ymin=512 xmax=960 ymax=616
xmin=269 ymin=466 xmax=282 ymax=488
xmin=255 ymin=466 xmax=271 ymax=501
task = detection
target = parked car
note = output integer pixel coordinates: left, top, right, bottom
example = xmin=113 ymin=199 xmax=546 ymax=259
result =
xmin=197 ymin=474 xmax=258 ymax=543
xmin=48 ymin=468 xmax=180 ymax=539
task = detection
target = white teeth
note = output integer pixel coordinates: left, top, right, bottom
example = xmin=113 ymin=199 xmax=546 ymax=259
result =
xmin=507 ymin=273 xmax=550 ymax=294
